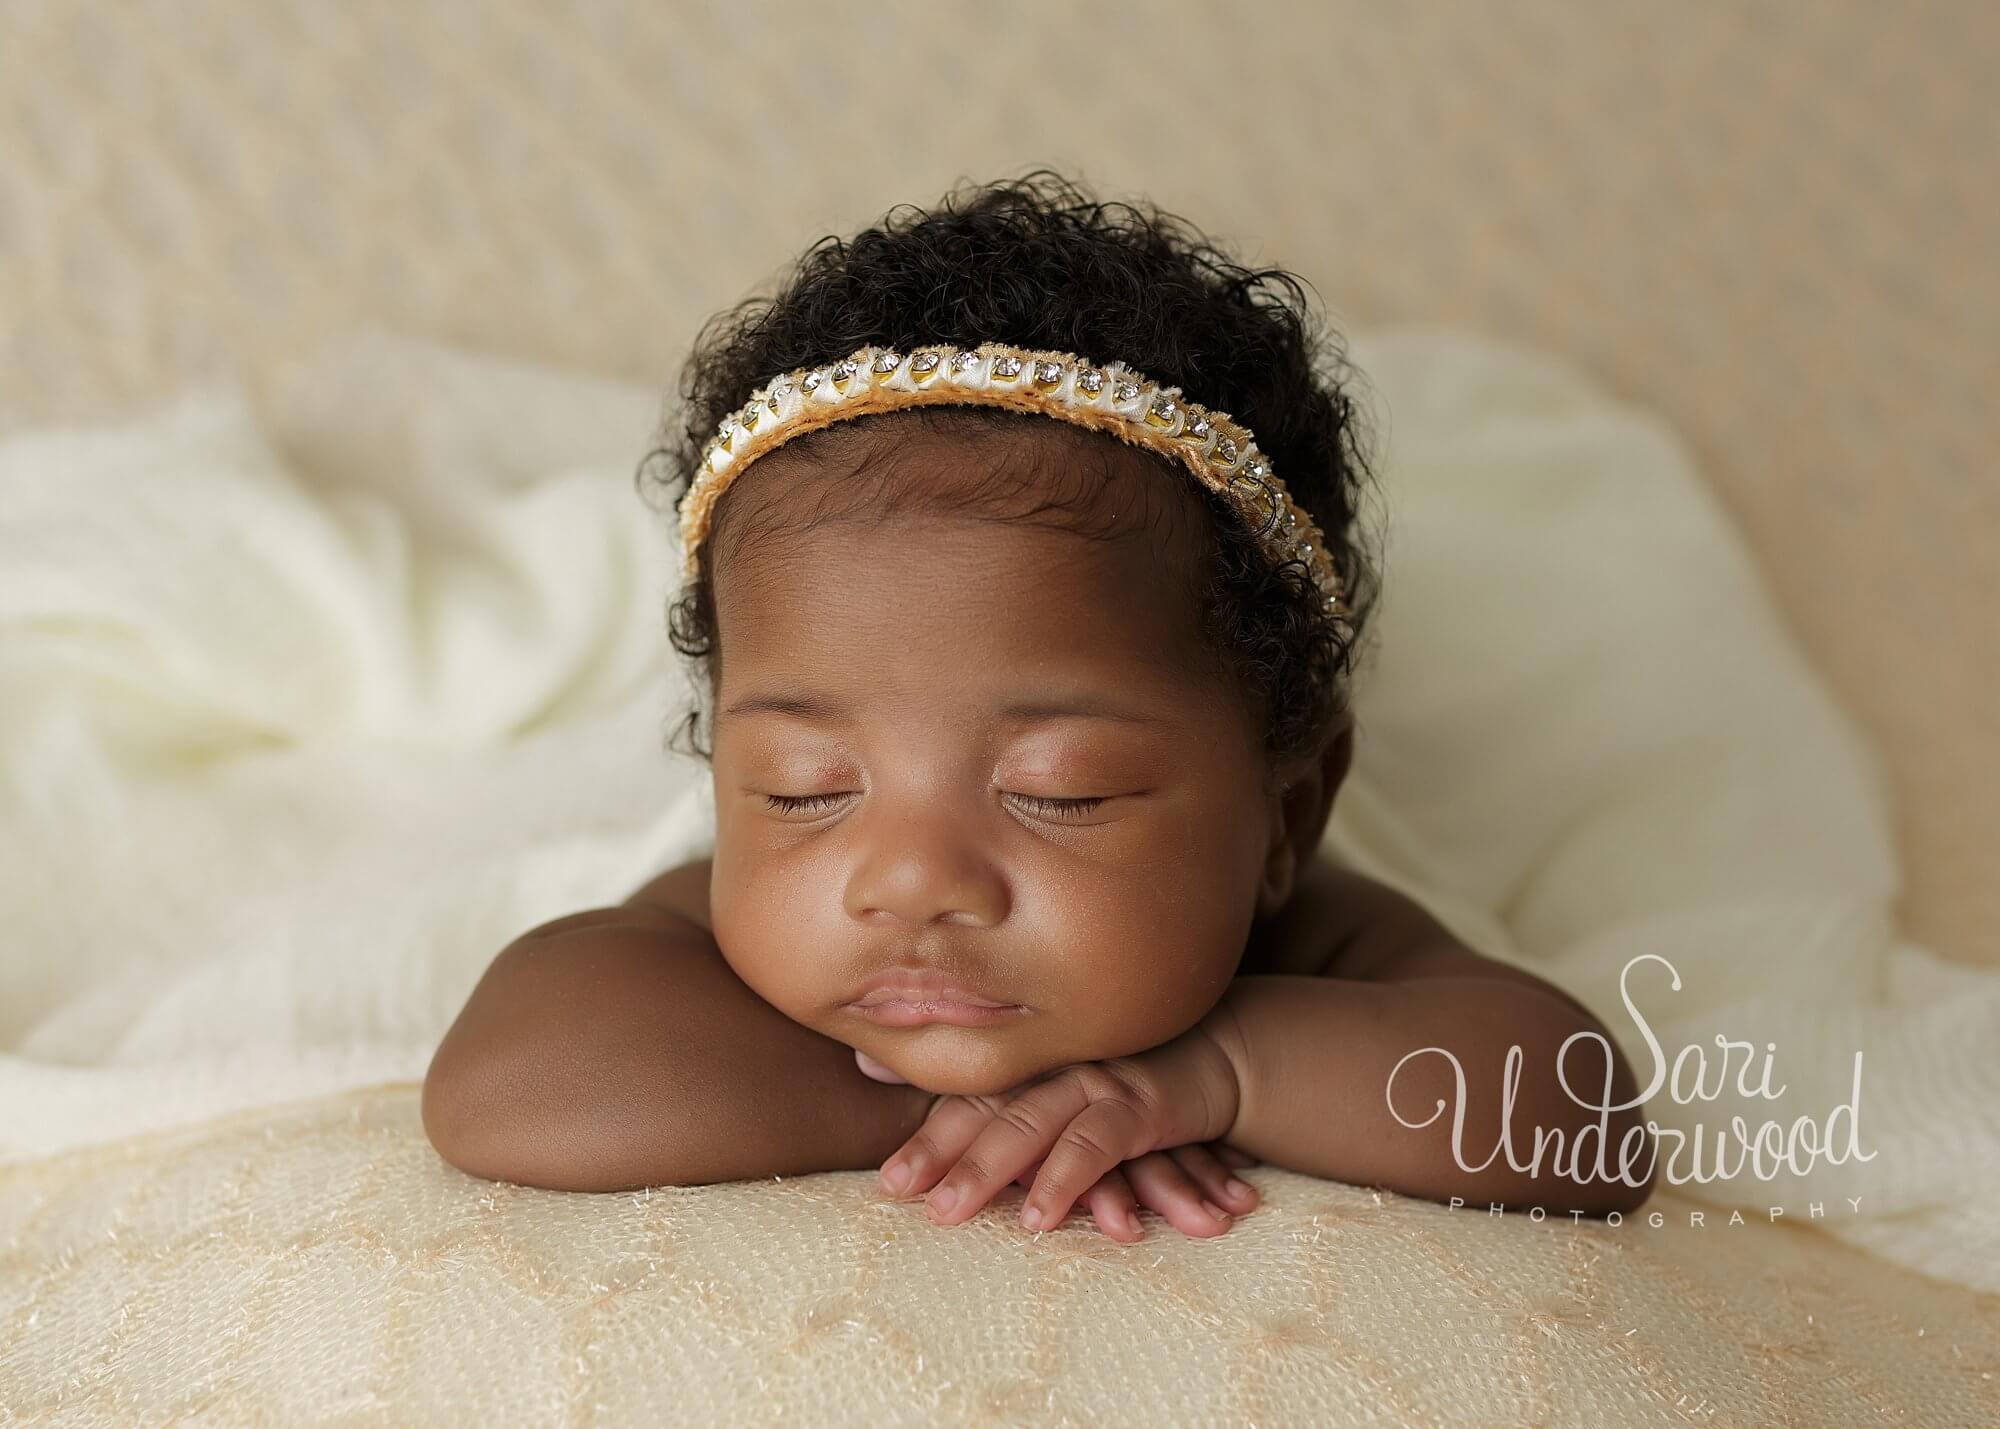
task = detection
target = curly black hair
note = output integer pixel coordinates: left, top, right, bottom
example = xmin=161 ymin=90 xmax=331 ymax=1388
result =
xmin=636 ymin=169 xmax=1383 ymax=786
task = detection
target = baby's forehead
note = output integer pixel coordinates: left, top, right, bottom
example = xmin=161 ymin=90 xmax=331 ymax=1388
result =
xmin=706 ymin=415 xmax=1223 ymax=687
xmin=708 ymin=409 xmax=1212 ymax=584
xmin=714 ymin=571 xmax=1225 ymax=745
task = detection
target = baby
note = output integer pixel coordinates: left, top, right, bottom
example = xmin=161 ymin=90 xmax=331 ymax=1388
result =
xmin=424 ymin=170 xmax=1653 ymax=1243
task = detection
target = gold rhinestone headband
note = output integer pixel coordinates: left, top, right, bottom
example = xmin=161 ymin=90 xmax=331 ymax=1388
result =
xmin=677 ymin=341 xmax=1346 ymax=623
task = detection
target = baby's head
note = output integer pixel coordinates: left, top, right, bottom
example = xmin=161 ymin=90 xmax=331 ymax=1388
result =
xmin=643 ymin=171 xmax=1381 ymax=1095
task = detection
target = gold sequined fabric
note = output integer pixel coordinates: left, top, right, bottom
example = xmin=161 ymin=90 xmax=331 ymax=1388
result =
xmin=2 ymin=1085 xmax=1997 ymax=1426
xmin=676 ymin=343 xmax=1347 ymax=621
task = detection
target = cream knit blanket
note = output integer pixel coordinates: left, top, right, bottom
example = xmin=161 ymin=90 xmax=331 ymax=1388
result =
xmin=3 ymin=326 xmax=1997 ymax=1422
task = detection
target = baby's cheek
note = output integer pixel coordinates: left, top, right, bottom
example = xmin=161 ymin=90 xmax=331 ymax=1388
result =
xmin=1071 ymin=909 xmax=1243 ymax=1027
xmin=711 ymin=891 xmax=828 ymax=998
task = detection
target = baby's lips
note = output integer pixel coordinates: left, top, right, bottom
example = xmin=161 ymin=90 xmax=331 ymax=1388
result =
xmin=855 ymin=1047 xmax=911 ymax=1084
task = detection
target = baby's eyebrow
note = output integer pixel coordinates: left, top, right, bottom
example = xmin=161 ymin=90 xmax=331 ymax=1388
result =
xmin=720 ymin=691 xmax=847 ymax=723
xmin=995 ymin=696 xmax=1171 ymax=728
xmin=720 ymin=689 xmax=1171 ymax=728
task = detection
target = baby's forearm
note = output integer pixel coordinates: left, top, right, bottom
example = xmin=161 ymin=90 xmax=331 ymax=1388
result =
xmin=423 ymin=917 xmax=935 ymax=1191
xmin=1203 ymin=974 xmax=1655 ymax=1214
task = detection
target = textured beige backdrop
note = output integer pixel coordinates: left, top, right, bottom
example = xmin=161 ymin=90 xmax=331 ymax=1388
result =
xmin=1 ymin=0 xmax=1992 ymax=963
xmin=6 ymin=1083 xmax=2000 ymax=1426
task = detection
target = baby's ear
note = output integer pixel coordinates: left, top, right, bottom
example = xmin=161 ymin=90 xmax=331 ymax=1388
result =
xmin=1255 ymin=718 xmax=1355 ymax=916
xmin=1316 ymin=716 xmax=1356 ymax=807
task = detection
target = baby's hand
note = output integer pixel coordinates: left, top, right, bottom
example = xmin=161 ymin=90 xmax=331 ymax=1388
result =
xmin=875 ymin=1018 xmax=1250 ymax=1241
xmin=1005 ymin=1140 xmax=1261 ymax=1241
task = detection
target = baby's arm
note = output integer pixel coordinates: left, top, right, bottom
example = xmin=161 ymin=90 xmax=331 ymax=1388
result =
xmin=1202 ymin=860 xmax=1656 ymax=1215
xmin=421 ymin=858 xmax=935 ymax=1191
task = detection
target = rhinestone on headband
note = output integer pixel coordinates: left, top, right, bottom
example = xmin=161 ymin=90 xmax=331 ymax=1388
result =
xmin=678 ymin=342 xmax=1347 ymax=625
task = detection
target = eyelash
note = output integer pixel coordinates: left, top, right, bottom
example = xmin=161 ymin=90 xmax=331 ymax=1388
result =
xmin=761 ymin=792 xmax=1108 ymax=820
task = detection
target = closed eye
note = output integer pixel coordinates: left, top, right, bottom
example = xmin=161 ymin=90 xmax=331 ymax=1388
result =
xmin=1007 ymin=794 xmax=1108 ymax=820
xmin=763 ymin=792 xmax=849 ymax=816
xmin=759 ymin=792 xmax=1111 ymax=821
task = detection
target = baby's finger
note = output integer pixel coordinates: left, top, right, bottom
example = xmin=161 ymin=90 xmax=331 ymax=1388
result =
xmin=926 ymin=1081 xmax=1104 ymax=1229
xmin=878 ymin=1097 xmax=993 ymax=1198
xmin=1014 ymin=1156 xmax=1132 ymax=1237
xmin=1015 ymin=1097 xmax=1150 ymax=1233
xmin=1212 ymin=1142 xmax=1261 ymax=1170
xmin=1079 ymin=1168 xmax=1144 ymax=1242
xmin=1170 ymin=1143 xmax=1260 ymax=1216
xmin=1125 ymin=1150 xmax=1236 ymax=1238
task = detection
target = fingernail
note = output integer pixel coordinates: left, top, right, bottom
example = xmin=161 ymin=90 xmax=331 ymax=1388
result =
xmin=1201 ymin=1199 xmax=1231 ymax=1220
xmin=1121 ymin=1209 xmax=1141 ymax=1236
xmin=929 ymin=1186 xmax=960 ymax=1217
xmin=1021 ymin=1204 xmax=1043 ymax=1230
xmin=881 ymin=1162 xmax=910 ymax=1195
xmin=1224 ymin=1176 xmax=1253 ymax=1197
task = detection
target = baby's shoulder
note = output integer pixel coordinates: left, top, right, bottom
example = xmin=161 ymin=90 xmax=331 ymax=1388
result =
xmin=1245 ymin=855 xmax=1467 ymax=981
xmin=1240 ymin=853 xmax=1362 ymax=977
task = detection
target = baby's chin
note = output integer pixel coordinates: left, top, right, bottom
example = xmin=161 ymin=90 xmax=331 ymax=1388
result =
xmin=855 ymin=1030 xmax=1058 ymax=1099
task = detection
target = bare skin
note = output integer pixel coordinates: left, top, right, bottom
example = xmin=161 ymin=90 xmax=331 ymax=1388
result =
xmin=704 ymin=417 xmax=1312 ymax=1103
xmin=669 ymin=415 xmax=1653 ymax=1240
xmin=424 ymin=412 xmax=1652 ymax=1240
